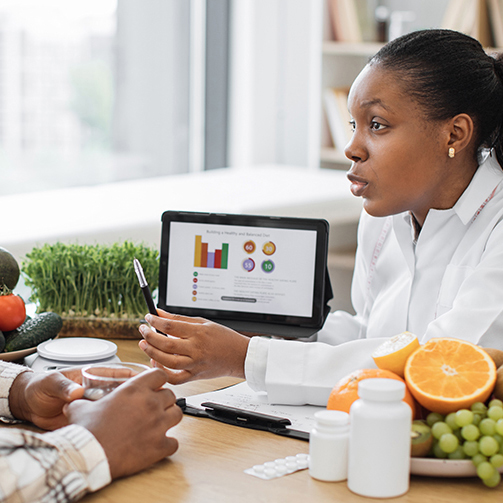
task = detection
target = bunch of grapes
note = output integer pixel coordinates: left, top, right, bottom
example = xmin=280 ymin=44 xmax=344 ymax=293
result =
xmin=427 ymin=399 xmax=503 ymax=487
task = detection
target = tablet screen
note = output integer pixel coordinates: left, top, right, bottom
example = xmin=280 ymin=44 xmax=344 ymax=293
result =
xmin=158 ymin=212 xmax=330 ymax=337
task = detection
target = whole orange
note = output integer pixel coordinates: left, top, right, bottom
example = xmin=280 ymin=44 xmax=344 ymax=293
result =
xmin=327 ymin=368 xmax=416 ymax=417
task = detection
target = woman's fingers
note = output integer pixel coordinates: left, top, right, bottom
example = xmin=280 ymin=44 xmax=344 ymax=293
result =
xmin=139 ymin=338 xmax=194 ymax=370
xmin=151 ymin=360 xmax=194 ymax=385
xmin=138 ymin=311 xmax=250 ymax=381
xmin=156 ymin=309 xmax=206 ymax=324
xmin=145 ymin=312 xmax=205 ymax=339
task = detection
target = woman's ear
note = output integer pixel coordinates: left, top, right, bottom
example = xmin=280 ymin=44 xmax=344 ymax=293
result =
xmin=446 ymin=113 xmax=475 ymax=155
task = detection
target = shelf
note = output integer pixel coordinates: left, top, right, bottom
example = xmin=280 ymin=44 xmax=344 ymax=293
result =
xmin=320 ymin=147 xmax=350 ymax=165
xmin=322 ymin=41 xmax=384 ymax=57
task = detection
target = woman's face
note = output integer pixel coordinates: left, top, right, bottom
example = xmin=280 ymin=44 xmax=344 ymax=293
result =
xmin=345 ymin=64 xmax=456 ymax=226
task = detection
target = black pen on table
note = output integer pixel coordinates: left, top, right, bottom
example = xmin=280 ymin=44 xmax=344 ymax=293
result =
xmin=133 ymin=257 xmax=159 ymax=329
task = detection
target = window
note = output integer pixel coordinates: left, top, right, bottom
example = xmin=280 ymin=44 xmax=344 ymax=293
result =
xmin=0 ymin=0 xmax=319 ymax=199
xmin=0 ymin=0 xmax=196 ymax=196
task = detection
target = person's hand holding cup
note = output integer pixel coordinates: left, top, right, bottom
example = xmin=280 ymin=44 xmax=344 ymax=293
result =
xmin=82 ymin=362 xmax=150 ymax=400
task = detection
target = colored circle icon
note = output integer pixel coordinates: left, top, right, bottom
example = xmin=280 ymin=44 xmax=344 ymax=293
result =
xmin=193 ymin=278 xmax=198 ymax=283
xmin=192 ymin=290 xmax=197 ymax=295
xmin=193 ymin=271 xmax=198 ymax=277
xmin=262 ymin=241 xmax=276 ymax=255
xmin=261 ymin=260 xmax=275 ymax=273
xmin=192 ymin=297 xmax=197 ymax=302
xmin=243 ymin=240 xmax=256 ymax=254
xmin=242 ymin=258 xmax=255 ymax=272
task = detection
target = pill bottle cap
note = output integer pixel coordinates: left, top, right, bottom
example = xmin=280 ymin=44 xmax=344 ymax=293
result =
xmin=314 ymin=409 xmax=349 ymax=427
xmin=357 ymin=378 xmax=405 ymax=401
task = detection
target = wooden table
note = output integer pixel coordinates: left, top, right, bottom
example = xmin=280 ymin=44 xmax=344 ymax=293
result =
xmin=80 ymin=340 xmax=503 ymax=502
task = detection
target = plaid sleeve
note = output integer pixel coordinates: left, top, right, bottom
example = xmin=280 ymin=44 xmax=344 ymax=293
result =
xmin=0 ymin=361 xmax=33 ymax=423
xmin=0 ymin=424 xmax=111 ymax=502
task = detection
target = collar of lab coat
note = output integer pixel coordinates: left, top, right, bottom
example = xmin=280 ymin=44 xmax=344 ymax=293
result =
xmin=399 ymin=149 xmax=503 ymax=231
xmin=453 ymin=150 xmax=503 ymax=225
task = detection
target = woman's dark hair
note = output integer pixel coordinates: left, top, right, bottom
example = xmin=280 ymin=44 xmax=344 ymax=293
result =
xmin=370 ymin=29 xmax=503 ymax=167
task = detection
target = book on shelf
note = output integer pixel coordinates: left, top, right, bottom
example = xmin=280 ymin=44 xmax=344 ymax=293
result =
xmin=488 ymin=0 xmax=503 ymax=48
xmin=323 ymin=87 xmax=352 ymax=153
xmin=441 ymin=0 xmax=496 ymax=47
xmin=328 ymin=0 xmax=363 ymax=43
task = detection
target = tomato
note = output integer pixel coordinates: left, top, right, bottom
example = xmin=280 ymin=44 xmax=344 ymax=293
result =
xmin=0 ymin=294 xmax=26 ymax=332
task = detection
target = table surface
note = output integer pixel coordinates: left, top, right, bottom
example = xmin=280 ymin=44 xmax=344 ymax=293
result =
xmin=79 ymin=340 xmax=503 ymax=503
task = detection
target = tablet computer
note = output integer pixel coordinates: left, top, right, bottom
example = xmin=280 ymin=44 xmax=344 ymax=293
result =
xmin=158 ymin=211 xmax=332 ymax=338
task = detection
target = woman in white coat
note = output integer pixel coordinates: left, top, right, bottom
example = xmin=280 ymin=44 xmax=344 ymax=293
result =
xmin=139 ymin=29 xmax=503 ymax=406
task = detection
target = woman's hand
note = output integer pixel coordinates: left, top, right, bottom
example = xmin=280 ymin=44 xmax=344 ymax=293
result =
xmin=9 ymin=368 xmax=85 ymax=430
xmin=138 ymin=310 xmax=250 ymax=384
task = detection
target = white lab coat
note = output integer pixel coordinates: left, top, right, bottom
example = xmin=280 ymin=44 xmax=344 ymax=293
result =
xmin=245 ymin=152 xmax=503 ymax=406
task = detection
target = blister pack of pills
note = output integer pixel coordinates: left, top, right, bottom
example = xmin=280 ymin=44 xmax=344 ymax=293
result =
xmin=244 ymin=453 xmax=310 ymax=480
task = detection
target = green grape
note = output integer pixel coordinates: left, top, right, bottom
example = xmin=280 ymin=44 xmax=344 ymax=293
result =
xmin=476 ymin=461 xmax=496 ymax=480
xmin=431 ymin=421 xmax=452 ymax=440
xmin=438 ymin=433 xmax=459 ymax=453
xmin=461 ymin=424 xmax=480 ymax=441
xmin=455 ymin=409 xmax=474 ymax=428
xmin=472 ymin=453 xmax=488 ymax=466
xmin=472 ymin=402 xmax=488 ymax=413
xmin=496 ymin=418 xmax=503 ymax=436
xmin=473 ymin=412 xmax=484 ymax=426
xmin=480 ymin=418 xmax=497 ymax=436
xmin=488 ymin=406 xmax=503 ymax=422
xmin=426 ymin=412 xmax=444 ymax=427
xmin=432 ymin=442 xmax=448 ymax=459
xmin=495 ymin=433 xmax=503 ymax=445
xmin=490 ymin=453 xmax=503 ymax=468
xmin=463 ymin=440 xmax=479 ymax=457
xmin=489 ymin=399 xmax=503 ymax=408
xmin=479 ymin=436 xmax=500 ymax=457
xmin=447 ymin=445 xmax=467 ymax=459
xmin=445 ymin=412 xmax=460 ymax=431
xmin=482 ymin=469 xmax=501 ymax=488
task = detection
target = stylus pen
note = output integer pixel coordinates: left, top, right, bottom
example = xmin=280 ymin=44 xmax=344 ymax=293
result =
xmin=133 ymin=258 xmax=157 ymax=316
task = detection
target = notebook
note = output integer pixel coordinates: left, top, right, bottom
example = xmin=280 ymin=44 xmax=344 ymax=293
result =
xmin=158 ymin=211 xmax=332 ymax=338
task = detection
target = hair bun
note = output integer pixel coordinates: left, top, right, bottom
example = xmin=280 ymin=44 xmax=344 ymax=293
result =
xmin=491 ymin=52 xmax=503 ymax=82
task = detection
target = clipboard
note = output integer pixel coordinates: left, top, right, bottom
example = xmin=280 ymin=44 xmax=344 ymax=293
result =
xmin=177 ymin=381 xmax=323 ymax=441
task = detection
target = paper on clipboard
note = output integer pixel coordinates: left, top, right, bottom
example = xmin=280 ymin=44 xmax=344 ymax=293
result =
xmin=184 ymin=381 xmax=323 ymax=433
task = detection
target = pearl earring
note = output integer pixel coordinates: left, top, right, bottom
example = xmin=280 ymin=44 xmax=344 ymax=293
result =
xmin=448 ymin=147 xmax=455 ymax=158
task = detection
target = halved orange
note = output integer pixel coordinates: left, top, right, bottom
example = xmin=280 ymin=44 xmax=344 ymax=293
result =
xmin=371 ymin=331 xmax=420 ymax=378
xmin=404 ymin=338 xmax=497 ymax=415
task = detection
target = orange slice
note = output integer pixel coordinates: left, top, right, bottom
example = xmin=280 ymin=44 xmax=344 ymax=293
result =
xmin=371 ymin=331 xmax=420 ymax=378
xmin=404 ymin=338 xmax=497 ymax=415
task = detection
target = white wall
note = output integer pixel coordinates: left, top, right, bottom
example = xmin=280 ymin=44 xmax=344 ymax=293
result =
xmin=228 ymin=0 xmax=323 ymax=170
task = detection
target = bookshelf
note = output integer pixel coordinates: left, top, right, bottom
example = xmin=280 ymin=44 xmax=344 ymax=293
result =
xmin=319 ymin=1 xmax=385 ymax=170
xmin=320 ymin=39 xmax=383 ymax=169
xmin=319 ymin=0 xmax=503 ymax=170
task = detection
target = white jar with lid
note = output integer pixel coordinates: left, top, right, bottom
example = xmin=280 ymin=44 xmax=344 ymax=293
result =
xmin=309 ymin=409 xmax=349 ymax=482
xmin=347 ymin=378 xmax=411 ymax=498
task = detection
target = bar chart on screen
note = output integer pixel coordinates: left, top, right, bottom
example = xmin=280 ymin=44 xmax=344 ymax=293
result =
xmin=194 ymin=235 xmax=229 ymax=269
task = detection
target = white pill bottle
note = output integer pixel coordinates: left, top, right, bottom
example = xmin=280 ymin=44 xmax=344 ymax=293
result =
xmin=347 ymin=378 xmax=412 ymax=498
xmin=309 ymin=409 xmax=349 ymax=482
